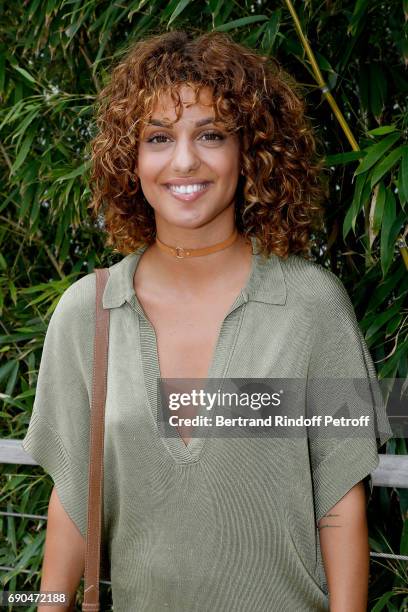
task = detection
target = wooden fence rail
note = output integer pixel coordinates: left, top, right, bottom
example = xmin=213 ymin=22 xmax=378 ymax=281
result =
xmin=1 ymin=440 xmax=408 ymax=572
xmin=1 ymin=439 xmax=408 ymax=488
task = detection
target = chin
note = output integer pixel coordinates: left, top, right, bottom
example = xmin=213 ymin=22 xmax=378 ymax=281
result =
xmin=169 ymin=218 xmax=209 ymax=231
xmin=159 ymin=211 xmax=212 ymax=229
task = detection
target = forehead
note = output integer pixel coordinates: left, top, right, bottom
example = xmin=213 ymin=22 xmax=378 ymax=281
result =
xmin=149 ymin=84 xmax=215 ymax=123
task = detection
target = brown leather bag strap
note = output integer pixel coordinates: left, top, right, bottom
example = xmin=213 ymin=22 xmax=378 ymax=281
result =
xmin=82 ymin=268 xmax=110 ymax=612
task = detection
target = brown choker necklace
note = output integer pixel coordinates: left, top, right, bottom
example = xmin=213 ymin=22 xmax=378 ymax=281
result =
xmin=155 ymin=229 xmax=239 ymax=259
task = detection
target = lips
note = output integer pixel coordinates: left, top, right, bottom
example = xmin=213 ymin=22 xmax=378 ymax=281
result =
xmin=164 ymin=182 xmax=211 ymax=202
xmin=164 ymin=179 xmax=211 ymax=186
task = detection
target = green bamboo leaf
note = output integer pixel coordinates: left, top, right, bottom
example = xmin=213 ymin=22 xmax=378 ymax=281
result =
xmin=348 ymin=0 xmax=369 ymax=37
xmin=54 ymin=160 xmax=91 ymax=182
xmin=401 ymin=146 xmax=408 ymax=203
xmin=14 ymin=533 xmax=44 ymax=569
xmin=19 ymin=275 xmax=76 ymax=294
xmin=401 ymin=517 xmax=408 ymax=556
xmin=10 ymin=63 xmax=37 ymax=85
xmin=0 ymin=332 xmax=42 ymax=343
xmin=55 ymin=141 xmax=71 ymax=159
xmin=93 ymin=28 xmax=113 ymax=74
xmin=19 ymin=182 xmax=36 ymax=222
xmin=381 ymin=193 xmax=405 ymax=276
xmin=7 ymin=511 xmax=17 ymax=556
xmin=8 ymin=279 xmax=17 ymax=305
xmin=12 ymin=107 xmax=41 ymax=142
xmin=0 ymin=359 xmax=18 ymax=384
xmin=243 ymin=22 xmax=268 ymax=48
xmin=367 ymin=266 xmax=408 ymax=316
xmin=14 ymin=388 xmax=36 ymax=400
xmin=214 ymin=15 xmax=268 ymax=32
xmin=355 ymin=133 xmax=400 ymax=176
xmin=87 ymin=3 xmax=120 ymax=33
xmin=30 ymin=194 xmax=41 ymax=231
xmin=325 ymin=151 xmax=365 ymax=166
xmin=27 ymin=0 xmax=42 ymax=19
xmin=371 ymin=590 xmax=396 ymax=611
xmin=379 ymin=341 xmax=408 ymax=378
xmin=0 ymin=45 xmax=5 ymax=94
xmin=207 ymin=0 xmax=220 ymax=11
xmin=46 ymin=0 xmax=57 ymax=17
xmin=369 ymin=63 xmax=387 ymax=120
xmin=60 ymin=233 xmax=71 ymax=261
xmin=11 ymin=129 xmax=35 ymax=173
xmin=314 ymin=51 xmax=336 ymax=73
xmin=358 ymin=65 xmax=369 ymax=115
xmin=21 ymin=290 xmax=58 ymax=308
xmin=370 ymin=146 xmax=403 ymax=188
xmin=345 ymin=173 xmax=369 ymax=237
xmin=14 ymin=79 xmax=23 ymax=103
xmin=368 ymin=182 xmax=386 ymax=247
xmin=0 ymin=100 xmax=35 ymax=130
xmin=343 ymin=200 xmax=354 ymax=240
xmin=62 ymin=177 xmax=75 ymax=206
xmin=367 ymin=125 xmax=398 ymax=136
xmin=385 ymin=313 xmax=402 ymax=337
xmin=397 ymin=164 xmax=407 ymax=208
xmin=261 ymin=10 xmax=281 ymax=52
xmin=372 ymin=181 xmax=386 ymax=235
xmin=380 ymin=189 xmax=396 ymax=276
xmin=365 ymin=300 xmax=401 ymax=340
xmin=167 ymin=0 xmax=193 ymax=26
xmin=5 ymin=360 xmax=19 ymax=396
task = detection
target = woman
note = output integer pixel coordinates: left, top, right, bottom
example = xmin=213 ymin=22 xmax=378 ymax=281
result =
xmin=22 ymin=30 xmax=392 ymax=611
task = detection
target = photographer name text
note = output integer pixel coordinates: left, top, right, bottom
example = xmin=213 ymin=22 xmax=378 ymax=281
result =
xmin=167 ymin=415 xmax=371 ymax=428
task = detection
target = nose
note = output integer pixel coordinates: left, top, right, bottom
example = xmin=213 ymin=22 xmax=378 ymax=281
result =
xmin=170 ymin=135 xmax=200 ymax=174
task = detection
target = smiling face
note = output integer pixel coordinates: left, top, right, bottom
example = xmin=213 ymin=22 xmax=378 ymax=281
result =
xmin=136 ymin=85 xmax=241 ymax=240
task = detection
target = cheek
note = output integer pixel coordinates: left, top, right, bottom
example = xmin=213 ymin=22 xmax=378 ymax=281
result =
xmin=211 ymin=142 xmax=240 ymax=174
xmin=136 ymin=148 xmax=166 ymax=177
xmin=214 ymin=158 xmax=240 ymax=187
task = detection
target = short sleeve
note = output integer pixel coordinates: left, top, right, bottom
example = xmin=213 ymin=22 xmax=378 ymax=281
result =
xmin=21 ymin=273 xmax=96 ymax=539
xmin=306 ymin=270 xmax=393 ymax=525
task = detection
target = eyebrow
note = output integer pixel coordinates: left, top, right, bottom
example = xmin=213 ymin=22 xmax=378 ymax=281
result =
xmin=146 ymin=117 xmax=217 ymax=128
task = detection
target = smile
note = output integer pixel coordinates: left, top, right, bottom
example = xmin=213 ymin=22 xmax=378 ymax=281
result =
xmin=167 ymin=183 xmax=210 ymax=194
xmin=165 ymin=182 xmax=211 ymax=202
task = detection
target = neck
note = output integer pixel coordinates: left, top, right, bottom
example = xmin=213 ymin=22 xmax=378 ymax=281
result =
xmin=148 ymin=232 xmax=252 ymax=289
xmin=155 ymin=228 xmax=238 ymax=259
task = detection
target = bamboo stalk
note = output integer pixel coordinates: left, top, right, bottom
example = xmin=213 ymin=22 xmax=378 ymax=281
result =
xmin=283 ymin=0 xmax=408 ymax=270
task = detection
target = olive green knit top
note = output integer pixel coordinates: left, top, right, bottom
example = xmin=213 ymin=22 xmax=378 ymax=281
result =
xmin=22 ymin=238 xmax=392 ymax=611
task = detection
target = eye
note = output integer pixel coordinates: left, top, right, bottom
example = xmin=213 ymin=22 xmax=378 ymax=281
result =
xmin=200 ymin=131 xmax=225 ymax=142
xmin=146 ymin=133 xmax=170 ymax=144
xmin=146 ymin=131 xmax=225 ymax=144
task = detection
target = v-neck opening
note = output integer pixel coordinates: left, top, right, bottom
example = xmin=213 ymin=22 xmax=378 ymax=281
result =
xmin=126 ymin=236 xmax=260 ymax=463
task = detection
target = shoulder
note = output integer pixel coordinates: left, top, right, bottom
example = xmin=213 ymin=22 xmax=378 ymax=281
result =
xmin=48 ymin=272 xmax=97 ymax=335
xmin=277 ymin=253 xmax=352 ymax=313
xmin=38 ymin=273 xmax=98 ymax=376
xmin=50 ymin=252 xmax=136 ymax=325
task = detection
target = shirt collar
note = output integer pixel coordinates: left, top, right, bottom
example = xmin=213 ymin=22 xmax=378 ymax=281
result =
xmin=102 ymin=236 xmax=287 ymax=309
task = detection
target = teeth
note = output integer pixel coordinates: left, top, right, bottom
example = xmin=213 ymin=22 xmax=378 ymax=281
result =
xmin=168 ymin=183 xmax=208 ymax=194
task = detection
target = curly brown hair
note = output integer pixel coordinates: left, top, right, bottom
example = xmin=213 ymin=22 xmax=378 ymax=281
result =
xmin=88 ymin=29 xmax=328 ymax=259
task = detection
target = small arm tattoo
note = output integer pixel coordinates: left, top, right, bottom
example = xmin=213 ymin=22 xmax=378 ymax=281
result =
xmin=323 ymin=513 xmax=339 ymax=518
xmin=318 ymin=512 xmax=342 ymax=529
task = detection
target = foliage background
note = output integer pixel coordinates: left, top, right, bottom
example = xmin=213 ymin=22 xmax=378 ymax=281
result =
xmin=0 ymin=0 xmax=407 ymax=610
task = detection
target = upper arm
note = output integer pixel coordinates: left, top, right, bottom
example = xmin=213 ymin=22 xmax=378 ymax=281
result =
xmin=306 ymin=270 xmax=393 ymax=525
xmin=22 ymin=274 xmax=96 ymax=539
xmin=317 ymin=481 xmax=367 ymax=530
